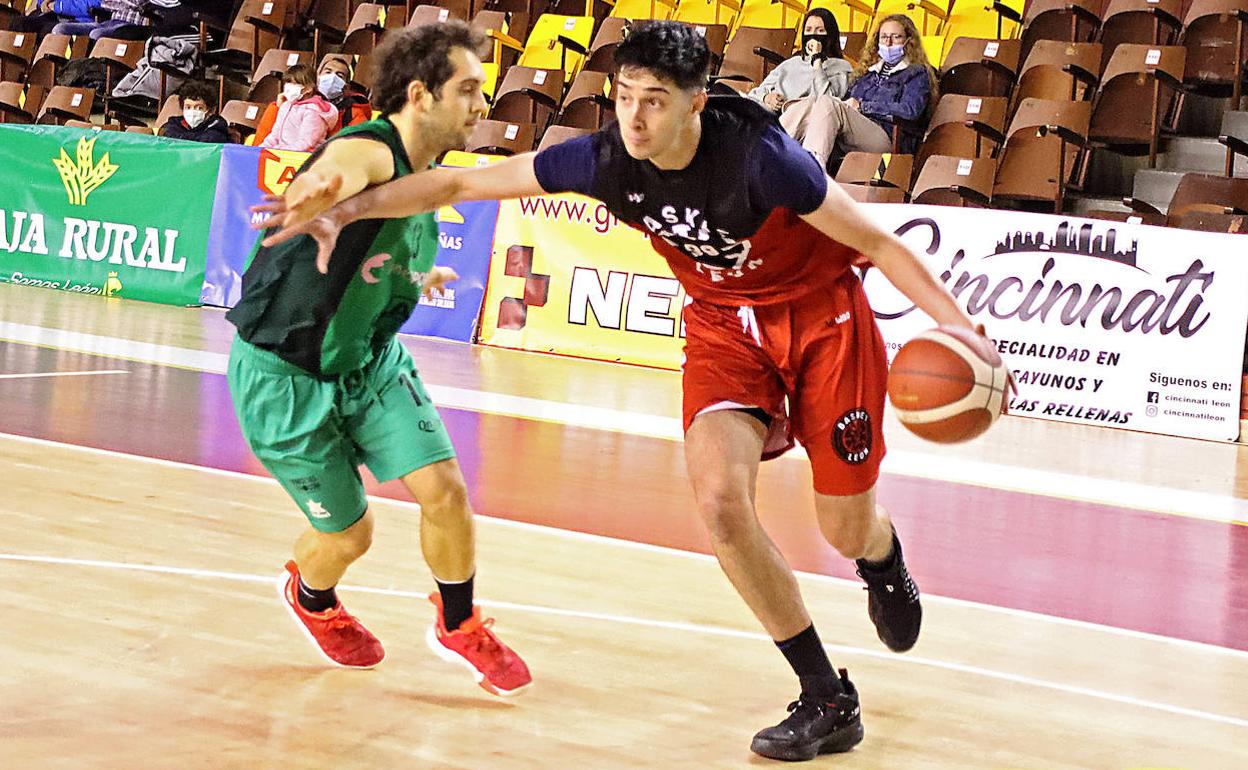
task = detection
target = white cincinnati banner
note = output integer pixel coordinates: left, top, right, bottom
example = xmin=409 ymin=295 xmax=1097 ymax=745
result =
xmin=859 ymin=204 xmax=1248 ymax=442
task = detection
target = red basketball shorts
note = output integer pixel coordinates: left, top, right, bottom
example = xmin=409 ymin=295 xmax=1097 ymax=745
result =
xmin=681 ymin=271 xmax=888 ymax=497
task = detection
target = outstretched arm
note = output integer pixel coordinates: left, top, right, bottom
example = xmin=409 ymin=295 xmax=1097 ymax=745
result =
xmin=800 ymin=179 xmax=972 ymax=330
xmin=257 ymin=153 xmax=547 ymax=271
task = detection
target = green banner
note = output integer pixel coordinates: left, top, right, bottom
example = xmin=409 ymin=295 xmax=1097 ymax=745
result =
xmin=0 ymin=125 xmax=222 ymax=305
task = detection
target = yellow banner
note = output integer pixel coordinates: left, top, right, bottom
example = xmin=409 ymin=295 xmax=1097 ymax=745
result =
xmin=478 ymin=190 xmax=685 ymax=370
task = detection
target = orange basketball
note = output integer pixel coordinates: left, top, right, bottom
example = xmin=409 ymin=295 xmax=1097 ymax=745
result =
xmin=887 ymin=326 xmax=1009 ymax=444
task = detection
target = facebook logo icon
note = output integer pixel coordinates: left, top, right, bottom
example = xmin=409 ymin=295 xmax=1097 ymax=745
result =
xmin=1147 ymin=392 xmax=1160 ymax=404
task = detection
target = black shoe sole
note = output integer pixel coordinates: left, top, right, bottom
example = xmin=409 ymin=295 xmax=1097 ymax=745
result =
xmin=749 ymin=722 xmax=865 ymax=762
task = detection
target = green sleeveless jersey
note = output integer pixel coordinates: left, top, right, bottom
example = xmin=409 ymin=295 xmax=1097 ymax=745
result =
xmin=226 ymin=118 xmax=438 ymax=377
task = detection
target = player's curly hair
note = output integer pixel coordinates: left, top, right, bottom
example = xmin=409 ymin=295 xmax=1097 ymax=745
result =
xmin=372 ymin=22 xmax=487 ymax=114
xmin=613 ymin=20 xmax=710 ymax=91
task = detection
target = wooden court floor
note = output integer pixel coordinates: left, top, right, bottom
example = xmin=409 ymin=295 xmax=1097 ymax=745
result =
xmin=1 ymin=285 xmax=1246 ymax=769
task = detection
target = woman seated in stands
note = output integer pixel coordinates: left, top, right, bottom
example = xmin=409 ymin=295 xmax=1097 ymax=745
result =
xmin=747 ymin=9 xmax=853 ymax=113
xmin=781 ymin=13 xmax=936 ymax=167
xmin=256 ymin=64 xmax=340 ymax=153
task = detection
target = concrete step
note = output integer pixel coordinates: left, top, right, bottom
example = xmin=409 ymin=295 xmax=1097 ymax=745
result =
xmin=1068 ymin=195 xmax=1130 ymax=217
xmin=1223 ymin=110 xmax=1248 ymax=140
xmin=1130 ymin=169 xmax=1186 ymax=213
xmin=1158 ymin=136 xmax=1248 ymax=175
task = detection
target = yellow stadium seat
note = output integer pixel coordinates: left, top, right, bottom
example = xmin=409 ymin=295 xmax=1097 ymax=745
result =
xmin=941 ymin=0 xmax=1024 ymax=58
xmin=673 ymin=0 xmax=742 ymax=28
xmin=922 ymin=33 xmax=947 ymax=66
xmin=608 ymin=0 xmax=678 ymax=20
xmin=809 ymin=0 xmax=877 ymax=34
xmin=518 ymin=14 xmax=596 ymax=82
xmin=731 ymin=0 xmax=807 ymax=36
xmin=873 ymin=0 xmax=951 ymax=36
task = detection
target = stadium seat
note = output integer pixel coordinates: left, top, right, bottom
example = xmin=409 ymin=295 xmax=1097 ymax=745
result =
xmin=1180 ymin=0 xmax=1248 ymax=101
xmin=342 ymin=3 xmax=405 ymax=54
xmin=839 ymin=181 xmax=907 ymax=201
xmin=731 ymin=0 xmax=807 ymax=36
xmin=537 ymin=123 xmax=592 ymax=151
xmin=1019 ymin=0 xmax=1101 ymax=65
xmin=834 ymin=150 xmax=915 ymax=193
xmin=673 ymin=0 xmax=741 ymax=29
xmin=0 ymin=30 xmax=37 ymax=84
xmin=915 ymin=93 xmax=1007 ymax=175
xmin=1219 ymin=110 xmax=1248 ymax=177
xmin=608 ymin=0 xmax=678 ymax=21
xmin=0 ymin=81 xmax=45 ymax=124
xmin=557 ymin=68 xmax=613 ymax=129
xmin=709 ymin=25 xmax=794 ymax=93
xmin=992 ymin=97 xmax=1091 ymax=212
xmin=1097 ymin=0 xmax=1183 ymax=72
xmin=37 ymin=86 xmax=95 ymax=125
xmin=912 ymin=154 xmax=996 ymax=206
xmin=408 ymin=4 xmax=464 ymax=29
xmin=1087 ymin=43 xmax=1185 ymax=167
xmin=222 ymin=98 xmax=267 ymax=139
xmin=490 ymin=65 xmax=564 ymax=126
xmin=584 ymin=16 xmax=630 ymax=73
xmin=465 ymin=118 xmax=538 ymax=154
xmin=28 ymin=34 xmax=89 ymax=90
xmin=939 ymin=36 xmax=1021 ymax=98
xmin=1012 ymin=40 xmax=1102 ymax=106
xmin=517 ymin=14 xmax=595 ymax=83
xmin=1124 ymin=173 xmax=1248 ymax=217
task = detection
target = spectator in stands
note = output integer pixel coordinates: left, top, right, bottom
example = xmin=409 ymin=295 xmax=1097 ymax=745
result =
xmin=748 ymin=9 xmax=852 ymax=114
xmin=52 ymin=0 xmax=151 ymax=40
xmin=161 ymin=80 xmax=230 ymax=143
xmin=12 ymin=0 xmax=97 ymax=34
xmin=780 ymin=13 xmax=936 ymax=166
xmin=256 ymin=64 xmax=340 ymax=152
xmin=318 ymin=55 xmax=374 ymax=134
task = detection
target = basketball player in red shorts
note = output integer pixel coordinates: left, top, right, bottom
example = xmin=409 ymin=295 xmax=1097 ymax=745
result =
xmin=258 ymin=20 xmax=1001 ymax=762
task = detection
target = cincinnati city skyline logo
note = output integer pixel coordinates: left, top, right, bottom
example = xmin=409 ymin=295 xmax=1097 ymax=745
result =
xmin=991 ymin=221 xmax=1142 ymax=271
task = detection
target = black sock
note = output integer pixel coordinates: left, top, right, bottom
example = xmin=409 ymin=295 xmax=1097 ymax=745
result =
xmin=297 ymin=578 xmax=337 ymax=613
xmin=859 ymin=540 xmax=898 ymax=572
xmin=776 ymin=625 xmax=842 ymax=698
xmin=436 ymin=574 xmax=475 ymax=631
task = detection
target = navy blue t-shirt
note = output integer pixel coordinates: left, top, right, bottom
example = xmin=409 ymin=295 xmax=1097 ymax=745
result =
xmin=532 ymin=97 xmax=854 ymax=304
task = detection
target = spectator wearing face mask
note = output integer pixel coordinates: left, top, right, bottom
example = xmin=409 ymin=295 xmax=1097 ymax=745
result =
xmin=255 ymin=63 xmax=339 ymax=152
xmin=748 ymin=9 xmax=852 ymax=114
xmin=780 ymin=13 xmax=936 ymax=166
xmin=317 ymin=55 xmax=374 ymax=134
xmin=161 ymin=80 xmax=230 ymax=143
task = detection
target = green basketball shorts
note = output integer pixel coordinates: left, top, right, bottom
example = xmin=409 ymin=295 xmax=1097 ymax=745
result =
xmin=227 ymin=335 xmax=457 ymax=532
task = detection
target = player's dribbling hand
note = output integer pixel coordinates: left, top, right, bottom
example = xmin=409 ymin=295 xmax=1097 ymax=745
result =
xmin=423 ymin=266 xmax=459 ymax=299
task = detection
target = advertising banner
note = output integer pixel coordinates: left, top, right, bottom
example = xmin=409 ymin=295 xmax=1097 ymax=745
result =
xmin=202 ymin=145 xmax=308 ymax=307
xmin=204 ymin=146 xmax=495 ymax=342
xmin=478 ymin=190 xmax=686 ymax=370
xmin=861 ymin=205 xmax=1248 ymax=441
xmin=0 ymin=125 xmax=219 ymax=305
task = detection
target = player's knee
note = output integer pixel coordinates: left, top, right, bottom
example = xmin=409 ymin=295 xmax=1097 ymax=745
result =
xmin=695 ymin=483 xmax=754 ymax=545
xmin=420 ymin=479 xmax=472 ymax=526
xmin=332 ymin=512 xmax=374 ymax=559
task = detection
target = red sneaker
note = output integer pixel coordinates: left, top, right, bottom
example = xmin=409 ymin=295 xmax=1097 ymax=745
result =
xmin=277 ymin=561 xmax=385 ymax=669
xmin=426 ymin=593 xmax=532 ymax=696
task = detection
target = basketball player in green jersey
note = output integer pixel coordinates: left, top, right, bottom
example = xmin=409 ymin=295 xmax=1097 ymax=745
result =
xmin=226 ymin=22 xmax=531 ymax=695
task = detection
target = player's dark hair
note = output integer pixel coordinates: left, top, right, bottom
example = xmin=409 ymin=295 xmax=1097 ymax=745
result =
xmin=372 ymin=22 xmax=487 ymax=114
xmin=613 ymin=20 xmax=710 ymax=92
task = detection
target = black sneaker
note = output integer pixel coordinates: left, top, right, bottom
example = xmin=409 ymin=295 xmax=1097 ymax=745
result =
xmin=855 ymin=529 xmax=922 ymax=652
xmin=749 ymin=670 xmax=864 ymax=761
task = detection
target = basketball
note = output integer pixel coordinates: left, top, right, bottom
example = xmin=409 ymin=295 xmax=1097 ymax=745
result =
xmin=887 ymin=326 xmax=1010 ymax=444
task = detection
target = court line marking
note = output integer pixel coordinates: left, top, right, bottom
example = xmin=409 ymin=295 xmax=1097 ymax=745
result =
xmin=1 ymin=321 xmax=1245 ymax=525
xmin=3 ymin=428 xmax=1246 ymax=662
xmin=1 ymin=551 xmax=1245 ymax=731
xmin=0 ymin=369 xmax=129 ymax=380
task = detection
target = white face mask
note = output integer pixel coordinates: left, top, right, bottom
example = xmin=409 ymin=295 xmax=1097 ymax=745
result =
xmin=282 ymin=83 xmax=305 ymax=102
xmin=318 ymin=73 xmax=346 ymax=100
xmin=183 ymin=108 xmax=207 ymax=128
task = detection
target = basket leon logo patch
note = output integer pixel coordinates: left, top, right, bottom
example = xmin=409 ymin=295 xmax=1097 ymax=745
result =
xmin=832 ymin=407 xmax=872 ymax=465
